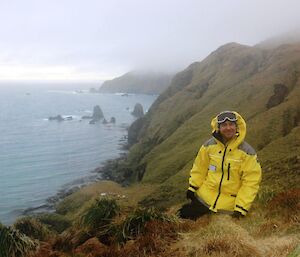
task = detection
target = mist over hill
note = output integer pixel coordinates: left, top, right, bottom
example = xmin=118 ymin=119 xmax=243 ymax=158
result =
xmin=256 ymin=28 xmax=300 ymax=49
xmin=98 ymin=71 xmax=173 ymax=95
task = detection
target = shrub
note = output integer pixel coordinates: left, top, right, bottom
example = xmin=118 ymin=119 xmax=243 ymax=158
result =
xmin=14 ymin=217 xmax=52 ymax=241
xmin=0 ymin=223 xmax=38 ymax=257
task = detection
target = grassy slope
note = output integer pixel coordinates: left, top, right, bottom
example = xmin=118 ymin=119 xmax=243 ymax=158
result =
xmin=125 ymin=43 xmax=300 ymax=209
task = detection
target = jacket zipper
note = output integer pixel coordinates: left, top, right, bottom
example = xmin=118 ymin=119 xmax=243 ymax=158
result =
xmin=213 ymin=146 xmax=227 ymax=209
xmin=227 ymin=163 xmax=231 ymax=180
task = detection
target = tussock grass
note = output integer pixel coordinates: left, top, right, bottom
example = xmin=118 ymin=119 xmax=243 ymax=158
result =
xmin=120 ymin=207 xmax=178 ymax=241
xmin=81 ymin=198 xmax=120 ymax=229
xmin=88 ymin=220 xmax=183 ymax=257
xmin=179 ymin=215 xmax=298 ymax=257
xmin=49 ymin=223 xmax=93 ymax=254
xmin=99 ymin=207 xmax=179 ymax=245
xmin=13 ymin=217 xmax=53 ymax=241
xmin=0 ymin=223 xmax=38 ymax=257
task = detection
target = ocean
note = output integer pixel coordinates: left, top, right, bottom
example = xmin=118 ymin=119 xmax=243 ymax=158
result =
xmin=0 ymin=82 xmax=157 ymax=225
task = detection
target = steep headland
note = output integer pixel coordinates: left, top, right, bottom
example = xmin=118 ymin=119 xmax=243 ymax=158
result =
xmin=98 ymin=70 xmax=173 ymax=94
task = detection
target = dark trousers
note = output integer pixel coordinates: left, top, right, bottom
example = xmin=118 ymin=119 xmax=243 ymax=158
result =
xmin=178 ymin=198 xmax=210 ymax=220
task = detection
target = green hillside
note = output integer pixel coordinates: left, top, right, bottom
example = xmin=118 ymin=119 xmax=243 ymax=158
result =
xmin=98 ymin=70 xmax=173 ymax=94
xmin=125 ymin=42 xmax=300 ymax=208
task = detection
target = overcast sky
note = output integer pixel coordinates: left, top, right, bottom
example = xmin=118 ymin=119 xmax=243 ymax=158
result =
xmin=0 ymin=0 xmax=299 ymax=81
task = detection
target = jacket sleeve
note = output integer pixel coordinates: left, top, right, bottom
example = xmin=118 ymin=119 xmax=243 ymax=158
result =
xmin=234 ymin=154 xmax=262 ymax=215
xmin=188 ymin=145 xmax=209 ymax=192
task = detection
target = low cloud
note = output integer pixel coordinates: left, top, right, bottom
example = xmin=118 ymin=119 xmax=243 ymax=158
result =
xmin=0 ymin=0 xmax=300 ymax=81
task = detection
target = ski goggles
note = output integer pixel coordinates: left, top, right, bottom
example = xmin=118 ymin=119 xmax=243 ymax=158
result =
xmin=217 ymin=111 xmax=237 ymax=124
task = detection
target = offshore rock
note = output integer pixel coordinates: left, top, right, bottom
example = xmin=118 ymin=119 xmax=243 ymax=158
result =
xmin=131 ymin=103 xmax=144 ymax=118
xmin=83 ymin=105 xmax=104 ymax=123
xmin=48 ymin=115 xmax=64 ymax=121
xmin=92 ymin=105 xmax=104 ymax=120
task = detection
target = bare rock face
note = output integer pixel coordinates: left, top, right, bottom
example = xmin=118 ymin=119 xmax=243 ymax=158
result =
xmin=266 ymin=83 xmax=289 ymax=109
xmin=128 ymin=117 xmax=146 ymax=146
xmin=131 ymin=103 xmax=144 ymax=118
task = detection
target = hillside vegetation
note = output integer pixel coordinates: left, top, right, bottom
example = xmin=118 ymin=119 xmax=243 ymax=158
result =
xmin=99 ymin=70 xmax=173 ymax=94
xmin=1 ymin=42 xmax=299 ymax=257
xmin=125 ymin=42 xmax=300 ymax=208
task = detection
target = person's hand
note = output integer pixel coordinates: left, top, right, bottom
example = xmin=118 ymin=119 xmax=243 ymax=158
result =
xmin=186 ymin=190 xmax=196 ymax=200
xmin=232 ymin=211 xmax=243 ymax=219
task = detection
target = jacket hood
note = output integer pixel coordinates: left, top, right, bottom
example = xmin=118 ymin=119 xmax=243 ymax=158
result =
xmin=210 ymin=111 xmax=246 ymax=148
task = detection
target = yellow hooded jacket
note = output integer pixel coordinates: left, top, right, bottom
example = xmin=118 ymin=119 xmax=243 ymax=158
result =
xmin=188 ymin=112 xmax=262 ymax=215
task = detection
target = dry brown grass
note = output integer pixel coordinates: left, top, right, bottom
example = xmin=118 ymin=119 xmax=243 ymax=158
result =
xmin=31 ymin=212 xmax=299 ymax=257
xmin=267 ymin=189 xmax=300 ymax=222
xmin=78 ymin=219 xmax=186 ymax=257
xmin=176 ymin=215 xmax=298 ymax=257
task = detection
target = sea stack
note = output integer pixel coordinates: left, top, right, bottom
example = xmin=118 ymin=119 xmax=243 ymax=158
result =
xmin=131 ymin=103 xmax=144 ymax=118
xmin=88 ymin=105 xmax=104 ymax=124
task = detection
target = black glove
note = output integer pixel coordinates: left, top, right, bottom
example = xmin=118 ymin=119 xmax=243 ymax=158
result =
xmin=232 ymin=211 xmax=243 ymax=219
xmin=186 ymin=190 xmax=196 ymax=201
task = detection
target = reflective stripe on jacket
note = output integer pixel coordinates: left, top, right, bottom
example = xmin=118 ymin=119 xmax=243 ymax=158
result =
xmin=188 ymin=111 xmax=262 ymax=215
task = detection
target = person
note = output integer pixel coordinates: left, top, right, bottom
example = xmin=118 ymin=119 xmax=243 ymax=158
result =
xmin=178 ymin=111 xmax=262 ymax=220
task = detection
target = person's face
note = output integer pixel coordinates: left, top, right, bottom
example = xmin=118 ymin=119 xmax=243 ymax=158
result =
xmin=219 ymin=121 xmax=237 ymax=142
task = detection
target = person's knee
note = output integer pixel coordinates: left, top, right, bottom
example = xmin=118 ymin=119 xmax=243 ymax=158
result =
xmin=178 ymin=201 xmax=209 ymax=220
xmin=178 ymin=203 xmax=197 ymax=220
xmin=192 ymin=199 xmax=210 ymax=215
